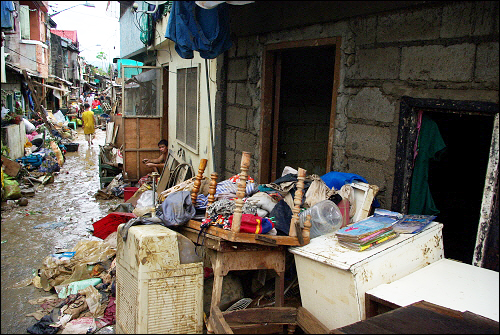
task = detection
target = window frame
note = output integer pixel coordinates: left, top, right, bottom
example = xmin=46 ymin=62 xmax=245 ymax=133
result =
xmin=175 ymin=64 xmax=200 ymax=154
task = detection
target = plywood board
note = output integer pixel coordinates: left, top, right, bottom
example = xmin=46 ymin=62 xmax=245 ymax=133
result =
xmin=105 ymin=122 xmax=114 ymax=144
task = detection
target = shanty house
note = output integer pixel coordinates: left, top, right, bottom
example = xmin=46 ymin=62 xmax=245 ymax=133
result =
xmin=117 ymin=1 xmax=498 ymax=271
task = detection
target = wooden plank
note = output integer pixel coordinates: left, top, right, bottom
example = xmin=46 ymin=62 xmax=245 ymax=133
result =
xmin=229 ymin=323 xmax=284 ymax=334
xmin=326 ymin=36 xmax=342 ymax=173
xmin=210 ymin=306 xmax=234 ymax=334
xmin=184 ymin=220 xmax=309 ymax=246
xmin=271 ymin=52 xmax=281 ymax=182
xmin=258 ymin=50 xmax=275 ymax=184
xmin=222 ymin=307 xmax=297 ymax=324
xmin=1 ymin=155 xmax=21 ymax=177
xmin=297 ymin=306 xmax=331 ymax=334
xmin=112 ymin=124 xmax=119 ymax=145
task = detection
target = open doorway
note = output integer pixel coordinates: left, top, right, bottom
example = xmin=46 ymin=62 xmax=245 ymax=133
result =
xmin=420 ymin=111 xmax=494 ymax=264
xmin=393 ymin=97 xmax=498 ymax=267
xmin=259 ymin=38 xmax=341 ymax=183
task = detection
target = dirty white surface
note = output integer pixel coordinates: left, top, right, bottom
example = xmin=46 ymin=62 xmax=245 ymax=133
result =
xmin=1 ymin=127 xmax=122 ymax=334
xmin=365 ymin=258 xmax=499 ymax=322
xmin=290 ymin=222 xmax=445 ymax=330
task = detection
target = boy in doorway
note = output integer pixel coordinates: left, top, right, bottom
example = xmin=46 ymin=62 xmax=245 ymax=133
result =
xmin=81 ymin=103 xmax=95 ymax=146
xmin=142 ymin=139 xmax=168 ymax=173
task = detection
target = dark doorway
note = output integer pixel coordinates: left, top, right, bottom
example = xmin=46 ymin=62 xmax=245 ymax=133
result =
xmin=276 ymin=46 xmax=335 ymax=177
xmin=420 ymin=111 xmax=494 ymax=264
xmin=393 ymin=97 xmax=498 ymax=266
xmin=259 ymin=37 xmax=341 ymax=184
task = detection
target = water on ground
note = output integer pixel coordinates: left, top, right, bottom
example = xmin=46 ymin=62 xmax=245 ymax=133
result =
xmin=1 ymin=127 xmax=122 ymax=334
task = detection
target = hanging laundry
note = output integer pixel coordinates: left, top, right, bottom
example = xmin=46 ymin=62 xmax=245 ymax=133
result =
xmin=165 ymin=1 xmax=232 ymax=59
xmin=1 ymin=1 xmax=15 ymax=30
xmin=409 ymin=114 xmax=446 ymax=215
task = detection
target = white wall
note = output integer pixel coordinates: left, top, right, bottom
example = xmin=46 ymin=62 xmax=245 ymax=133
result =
xmin=154 ymin=15 xmax=218 ymax=177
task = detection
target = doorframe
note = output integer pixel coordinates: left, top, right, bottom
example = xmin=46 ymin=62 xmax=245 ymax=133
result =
xmin=258 ymin=37 xmax=342 ymax=183
xmin=121 ymin=65 xmax=164 ymax=181
xmin=392 ymin=96 xmax=499 ymax=267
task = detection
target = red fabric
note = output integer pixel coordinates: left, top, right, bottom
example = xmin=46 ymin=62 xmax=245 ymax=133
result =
xmin=228 ymin=214 xmax=274 ymax=234
xmin=98 ymin=297 xmax=116 ymax=327
xmin=92 ymin=212 xmax=136 ymax=240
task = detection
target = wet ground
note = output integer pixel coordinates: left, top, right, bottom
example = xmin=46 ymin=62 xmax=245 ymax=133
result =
xmin=1 ymin=127 xmax=122 ymax=334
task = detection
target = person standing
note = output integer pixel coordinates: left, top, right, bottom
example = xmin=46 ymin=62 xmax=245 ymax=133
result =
xmin=81 ymin=103 xmax=95 ymax=146
xmin=86 ymin=93 xmax=94 ymax=107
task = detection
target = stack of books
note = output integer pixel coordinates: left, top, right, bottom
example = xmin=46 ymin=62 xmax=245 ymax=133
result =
xmin=336 ymin=216 xmax=399 ymax=252
xmin=373 ymin=209 xmax=436 ymax=234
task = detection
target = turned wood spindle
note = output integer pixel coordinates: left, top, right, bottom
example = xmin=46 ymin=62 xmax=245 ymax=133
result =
xmin=231 ymin=151 xmax=251 ymax=233
xmin=192 ymin=158 xmax=207 ymax=205
xmin=289 ymin=167 xmax=306 ymax=237
xmin=302 ymin=214 xmax=312 ymax=242
xmin=206 ymin=172 xmax=218 ymax=218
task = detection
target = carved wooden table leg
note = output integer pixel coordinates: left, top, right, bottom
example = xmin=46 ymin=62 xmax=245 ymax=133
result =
xmin=289 ymin=167 xmax=306 ymax=237
xmin=231 ymin=152 xmax=251 ymax=233
xmin=206 ymin=172 xmax=218 ymax=218
xmin=192 ymin=158 xmax=208 ymax=205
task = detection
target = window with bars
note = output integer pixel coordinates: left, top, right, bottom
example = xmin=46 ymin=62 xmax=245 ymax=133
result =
xmin=176 ymin=67 xmax=199 ymax=152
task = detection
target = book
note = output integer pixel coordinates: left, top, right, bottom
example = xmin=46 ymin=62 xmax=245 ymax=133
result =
xmin=338 ymin=226 xmax=393 ymax=243
xmin=339 ymin=231 xmax=399 ymax=252
xmin=336 ymin=215 xmax=399 ymax=240
xmin=392 ymin=214 xmax=436 ymax=234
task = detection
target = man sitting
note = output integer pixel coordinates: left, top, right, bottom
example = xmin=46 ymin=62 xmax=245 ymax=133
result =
xmin=142 ymin=139 xmax=168 ymax=173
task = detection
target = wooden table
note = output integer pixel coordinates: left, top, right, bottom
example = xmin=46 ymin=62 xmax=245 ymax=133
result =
xmin=180 ymin=224 xmax=287 ymax=309
xmin=333 ymin=300 xmax=499 ymax=334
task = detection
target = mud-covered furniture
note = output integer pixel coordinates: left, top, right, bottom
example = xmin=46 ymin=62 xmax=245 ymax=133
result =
xmin=179 ymin=152 xmax=312 ymax=333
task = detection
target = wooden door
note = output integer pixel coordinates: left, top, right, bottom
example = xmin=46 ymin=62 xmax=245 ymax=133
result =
xmin=121 ymin=66 xmax=167 ymax=181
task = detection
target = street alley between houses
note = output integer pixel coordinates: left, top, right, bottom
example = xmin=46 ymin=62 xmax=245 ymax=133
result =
xmin=1 ymin=127 xmax=121 ymax=334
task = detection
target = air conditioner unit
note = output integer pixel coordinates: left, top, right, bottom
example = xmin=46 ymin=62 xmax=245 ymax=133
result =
xmin=116 ymin=224 xmax=203 ymax=334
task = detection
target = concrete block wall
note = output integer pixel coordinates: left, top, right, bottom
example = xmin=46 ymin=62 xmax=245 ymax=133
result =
xmin=223 ymin=36 xmax=262 ymax=179
xmin=223 ymin=1 xmax=499 ymax=207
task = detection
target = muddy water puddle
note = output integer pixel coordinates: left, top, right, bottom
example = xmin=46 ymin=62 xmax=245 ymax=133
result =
xmin=1 ymin=127 xmax=123 ymax=334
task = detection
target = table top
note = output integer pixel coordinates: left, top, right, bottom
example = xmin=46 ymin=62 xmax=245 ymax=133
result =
xmin=333 ymin=300 xmax=499 ymax=334
xmin=289 ymin=222 xmax=443 ymax=271
xmin=366 ymin=258 xmax=499 ymax=322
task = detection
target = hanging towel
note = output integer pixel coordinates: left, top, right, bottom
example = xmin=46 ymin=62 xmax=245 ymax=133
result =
xmin=165 ymin=1 xmax=232 ymax=59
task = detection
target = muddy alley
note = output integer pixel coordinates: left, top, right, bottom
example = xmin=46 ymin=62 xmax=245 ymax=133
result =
xmin=1 ymin=127 xmax=122 ymax=334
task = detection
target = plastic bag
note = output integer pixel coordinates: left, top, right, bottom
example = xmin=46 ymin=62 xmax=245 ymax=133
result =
xmin=304 ymin=174 xmax=336 ymax=208
xmin=135 ymin=190 xmax=157 ymax=209
xmin=70 ymin=239 xmax=117 ymax=265
xmin=3 ymin=179 xmax=21 ymax=200
xmin=23 ymin=117 xmax=36 ymax=133
xmin=299 ymin=199 xmax=343 ymax=239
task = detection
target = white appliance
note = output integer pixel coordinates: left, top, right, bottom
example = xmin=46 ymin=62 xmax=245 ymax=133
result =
xmin=289 ymin=221 xmax=444 ymax=330
xmin=116 ymin=224 xmax=203 ymax=334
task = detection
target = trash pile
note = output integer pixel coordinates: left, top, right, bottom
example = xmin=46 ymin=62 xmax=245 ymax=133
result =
xmin=1 ymin=108 xmax=81 ymax=206
xmin=26 ymin=234 xmax=117 ymax=334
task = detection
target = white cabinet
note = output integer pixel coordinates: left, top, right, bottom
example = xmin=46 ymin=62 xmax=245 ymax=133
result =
xmin=289 ymin=221 xmax=444 ymax=330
